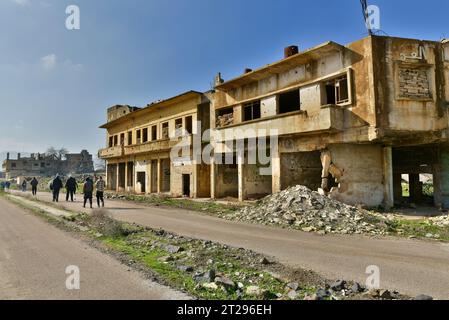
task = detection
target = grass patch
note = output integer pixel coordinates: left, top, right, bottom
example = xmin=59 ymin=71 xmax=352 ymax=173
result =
xmin=389 ymin=218 xmax=449 ymax=241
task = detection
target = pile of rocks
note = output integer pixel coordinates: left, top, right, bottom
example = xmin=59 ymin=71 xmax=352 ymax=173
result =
xmin=233 ymin=185 xmax=390 ymax=235
xmin=430 ymin=214 xmax=449 ymax=228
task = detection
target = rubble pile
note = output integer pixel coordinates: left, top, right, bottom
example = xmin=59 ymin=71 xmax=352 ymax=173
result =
xmin=234 ymin=185 xmax=390 ymax=235
xmin=216 ymin=113 xmax=234 ymax=128
xmin=431 ymin=214 xmax=449 ymax=228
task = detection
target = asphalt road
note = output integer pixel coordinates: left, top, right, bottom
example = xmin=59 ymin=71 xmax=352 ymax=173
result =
xmin=9 ymin=191 xmax=449 ymax=299
xmin=0 ymin=197 xmax=189 ymax=300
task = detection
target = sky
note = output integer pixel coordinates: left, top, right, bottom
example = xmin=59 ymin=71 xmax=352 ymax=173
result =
xmin=0 ymin=0 xmax=448 ymax=159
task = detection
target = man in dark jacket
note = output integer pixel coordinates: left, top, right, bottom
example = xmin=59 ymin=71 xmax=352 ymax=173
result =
xmin=83 ymin=177 xmax=94 ymax=209
xmin=30 ymin=177 xmax=39 ymax=196
xmin=51 ymin=174 xmax=63 ymax=202
xmin=65 ymin=176 xmax=78 ymax=202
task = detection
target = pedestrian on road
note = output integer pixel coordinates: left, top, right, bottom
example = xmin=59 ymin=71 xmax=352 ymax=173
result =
xmin=30 ymin=177 xmax=39 ymax=196
xmin=96 ymin=176 xmax=105 ymax=208
xmin=21 ymin=180 xmax=27 ymax=192
xmin=50 ymin=174 xmax=63 ymax=202
xmin=65 ymin=176 xmax=78 ymax=202
xmin=83 ymin=177 xmax=94 ymax=209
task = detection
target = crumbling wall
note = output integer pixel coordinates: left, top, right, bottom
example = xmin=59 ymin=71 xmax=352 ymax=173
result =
xmin=215 ymin=163 xmax=238 ymax=198
xmin=281 ymin=151 xmax=322 ymax=191
xmin=243 ymin=164 xmax=272 ymax=199
xmin=398 ymin=67 xmax=432 ymax=100
xmin=327 ymin=144 xmax=384 ymax=207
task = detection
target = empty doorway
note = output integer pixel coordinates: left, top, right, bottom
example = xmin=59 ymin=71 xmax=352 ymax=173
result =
xmin=183 ymin=174 xmax=191 ymax=197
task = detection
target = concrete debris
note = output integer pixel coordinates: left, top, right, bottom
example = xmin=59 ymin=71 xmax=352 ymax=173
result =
xmin=236 ymin=185 xmax=390 ymax=235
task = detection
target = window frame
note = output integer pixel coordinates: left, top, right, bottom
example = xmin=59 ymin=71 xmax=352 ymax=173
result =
xmin=242 ymin=100 xmax=261 ymax=122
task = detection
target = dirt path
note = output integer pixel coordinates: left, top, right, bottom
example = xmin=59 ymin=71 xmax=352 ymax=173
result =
xmin=9 ymin=191 xmax=449 ymax=299
xmin=0 ymin=197 xmax=189 ymax=300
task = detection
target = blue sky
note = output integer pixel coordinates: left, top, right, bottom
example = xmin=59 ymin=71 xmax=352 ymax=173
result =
xmin=0 ymin=0 xmax=448 ymax=157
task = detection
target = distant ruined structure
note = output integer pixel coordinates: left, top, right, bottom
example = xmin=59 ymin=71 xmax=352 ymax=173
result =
xmin=2 ymin=150 xmax=94 ymax=179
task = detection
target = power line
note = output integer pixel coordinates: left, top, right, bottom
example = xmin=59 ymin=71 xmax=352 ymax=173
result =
xmin=360 ymin=0 xmax=373 ymax=36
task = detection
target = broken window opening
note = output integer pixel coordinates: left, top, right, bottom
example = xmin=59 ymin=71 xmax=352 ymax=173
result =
xmin=216 ymin=108 xmax=234 ymax=128
xmin=175 ymin=118 xmax=183 ymax=137
xmin=162 ymin=122 xmax=169 ymax=139
xmin=128 ymin=131 xmax=133 ymax=145
xmin=323 ymin=75 xmax=349 ymax=105
xmin=151 ymin=125 xmax=157 ymax=141
xmin=136 ymin=129 xmax=142 ymax=144
xmin=120 ymin=133 xmax=125 ymax=146
xmin=142 ymin=128 xmax=148 ymax=143
xmin=109 ymin=136 xmax=113 ymax=148
xmin=279 ymin=89 xmax=300 ymax=114
xmin=243 ymin=100 xmax=261 ymax=122
xmin=185 ymin=116 xmax=193 ymax=135
xmin=113 ymin=135 xmax=118 ymax=146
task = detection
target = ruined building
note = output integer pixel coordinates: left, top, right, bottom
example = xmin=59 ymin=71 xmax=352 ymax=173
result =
xmin=2 ymin=150 xmax=95 ymax=179
xmin=99 ymin=35 xmax=449 ymax=209
xmin=99 ymin=92 xmax=212 ymax=197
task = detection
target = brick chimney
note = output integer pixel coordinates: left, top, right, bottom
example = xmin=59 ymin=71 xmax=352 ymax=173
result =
xmin=6 ymin=152 xmax=10 ymax=160
xmin=284 ymin=45 xmax=299 ymax=58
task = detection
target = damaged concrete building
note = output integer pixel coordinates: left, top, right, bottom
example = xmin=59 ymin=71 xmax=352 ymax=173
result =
xmin=99 ymin=35 xmax=449 ymax=209
xmin=99 ymin=92 xmax=212 ymax=198
xmin=2 ymin=150 xmax=94 ymax=179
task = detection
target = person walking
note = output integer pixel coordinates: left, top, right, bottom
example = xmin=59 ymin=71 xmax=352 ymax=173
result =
xmin=83 ymin=177 xmax=94 ymax=209
xmin=50 ymin=174 xmax=63 ymax=202
xmin=65 ymin=176 xmax=78 ymax=202
xmin=21 ymin=180 xmax=27 ymax=192
xmin=96 ymin=176 xmax=105 ymax=208
xmin=30 ymin=177 xmax=39 ymax=196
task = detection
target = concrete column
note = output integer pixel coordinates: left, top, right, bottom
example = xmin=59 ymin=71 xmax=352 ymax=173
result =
xmin=271 ymin=143 xmax=281 ymax=194
xmin=409 ymin=174 xmax=422 ymax=204
xmin=116 ymin=163 xmax=120 ymax=192
xmin=157 ymin=159 xmax=162 ymax=194
xmin=124 ymin=162 xmax=129 ymax=192
xmin=432 ymin=164 xmax=442 ymax=208
xmin=237 ymin=152 xmax=246 ymax=202
xmin=146 ymin=162 xmax=152 ymax=195
xmin=105 ymin=163 xmax=109 ymax=190
xmin=439 ymin=146 xmax=449 ymax=209
xmin=382 ymin=147 xmax=394 ymax=210
xmin=210 ymin=156 xmax=216 ymax=199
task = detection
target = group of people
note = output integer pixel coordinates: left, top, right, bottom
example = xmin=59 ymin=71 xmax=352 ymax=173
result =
xmin=23 ymin=175 xmax=106 ymax=209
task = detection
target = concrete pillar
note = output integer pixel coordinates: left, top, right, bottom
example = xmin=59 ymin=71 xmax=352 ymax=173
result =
xmin=146 ymin=162 xmax=152 ymax=195
xmin=124 ymin=162 xmax=129 ymax=192
xmin=271 ymin=143 xmax=281 ymax=194
xmin=432 ymin=164 xmax=442 ymax=208
xmin=210 ymin=156 xmax=216 ymax=199
xmin=116 ymin=163 xmax=120 ymax=192
xmin=157 ymin=159 xmax=162 ymax=194
xmin=409 ymin=174 xmax=422 ymax=204
xmin=382 ymin=147 xmax=394 ymax=210
xmin=440 ymin=146 xmax=449 ymax=209
xmin=105 ymin=163 xmax=109 ymax=190
xmin=237 ymin=152 xmax=246 ymax=202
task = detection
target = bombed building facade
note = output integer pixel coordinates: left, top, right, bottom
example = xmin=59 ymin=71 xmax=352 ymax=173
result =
xmin=2 ymin=150 xmax=95 ymax=179
xmin=99 ymin=35 xmax=449 ymax=209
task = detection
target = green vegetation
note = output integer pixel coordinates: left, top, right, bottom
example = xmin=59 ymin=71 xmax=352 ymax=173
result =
xmin=107 ymin=193 xmax=241 ymax=216
xmin=389 ymin=218 xmax=449 ymax=241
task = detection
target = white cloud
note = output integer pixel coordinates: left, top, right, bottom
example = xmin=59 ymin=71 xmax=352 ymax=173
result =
xmin=40 ymin=54 xmax=57 ymax=69
xmin=11 ymin=0 xmax=30 ymax=6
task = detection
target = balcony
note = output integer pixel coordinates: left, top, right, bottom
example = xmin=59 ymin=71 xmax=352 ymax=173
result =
xmin=124 ymin=139 xmax=171 ymax=156
xmin=215 ymin=105 xmax=344 ymax=141
xmin=98 ymin=145 xmax=124 ymax=159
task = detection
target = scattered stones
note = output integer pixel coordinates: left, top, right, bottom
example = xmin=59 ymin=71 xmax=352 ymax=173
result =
xmin=287 ymin=290 xmax=298 ymax=299
xmin=215 ymin=276 xmax=236 ymax=291
xmin=164 ymin=244 xmax=184 ymax=254
xmin=414 ymin=294 xmax=433 ymax=301
xmin=202 ymin=282 xmax=218 ymax=290
xmin=286 ymin=282 xmax=300 ymax=291
xmin=379 ymin=289 xmax=393 ymax=300
xmin=246 ymin=286 xmax=266 ymax=298
xmin=233 ymin=185 xmax=390 ymax=236
xmin=158 ymin=256 xmax=175 ymax=263
xmin=315 ymin=288 xmax=330 ymax=300
xmin=177 ymin=265 xmax=194 ymax=273
xmin=194 ymin=270 xmax=216 ymax=283
xmin=259 ymin=257 xmax=271 ymax=265
xmin=330 ymin=280 xmax=346 ymax=291
xmin=351 ymin=282 xmax=364 ymax=293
